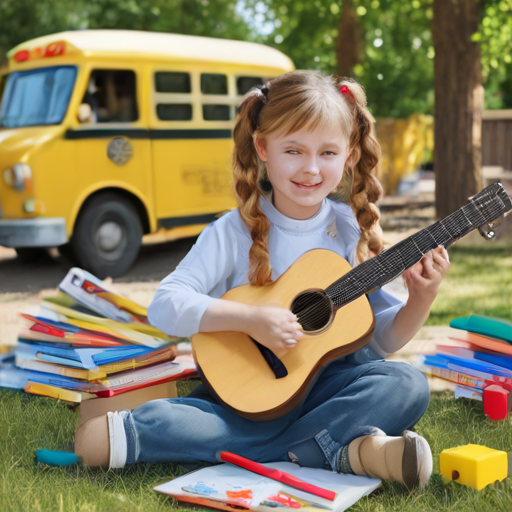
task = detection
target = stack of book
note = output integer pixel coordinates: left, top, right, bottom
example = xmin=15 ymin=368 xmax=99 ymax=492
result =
xmin=0 ymin=268 xmax=197 ymax=413
xmin=416 ymin=315 xmax=512 ymax=404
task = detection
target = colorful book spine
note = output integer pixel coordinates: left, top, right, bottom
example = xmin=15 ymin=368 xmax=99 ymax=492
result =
xmin=24 ymin=382 xmax=96 ymax=403
xmin=421 ymin=364 xmax=486 ymax=389
xmin=15 ymin=356 xmax=107 ymax=380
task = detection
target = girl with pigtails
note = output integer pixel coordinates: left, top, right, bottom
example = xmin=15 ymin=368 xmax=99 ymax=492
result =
xmin=75 ymin=70 xmax=450 ymax=489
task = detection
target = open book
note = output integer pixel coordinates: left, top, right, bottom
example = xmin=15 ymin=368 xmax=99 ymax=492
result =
xmin=154 ymin=461 xmax=381 ymax=512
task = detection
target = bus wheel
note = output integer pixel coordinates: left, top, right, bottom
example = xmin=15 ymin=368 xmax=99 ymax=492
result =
xmin=72 ymin=193 xmax=143 ymax=279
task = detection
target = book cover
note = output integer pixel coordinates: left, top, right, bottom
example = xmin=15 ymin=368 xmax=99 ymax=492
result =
xmin=40 ymin=299 xmax=176 ymax=346
xmin=450 ymin=315 xmax=512 ymax=344
xmin=449 ymin=332 xmax=512 ymax=356
xmin=59 ymin=268 xmax=150 ymax=324
xmin=154 ymin=461 xmax=381 ymax=512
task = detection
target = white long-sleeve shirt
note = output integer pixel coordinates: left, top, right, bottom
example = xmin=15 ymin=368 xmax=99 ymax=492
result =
xmin=148 ymin=192 xmax=406 ymax=364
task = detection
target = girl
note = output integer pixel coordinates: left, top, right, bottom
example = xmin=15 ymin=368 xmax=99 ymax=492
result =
xmin=75 ymin=70 xmax=450 ymax=489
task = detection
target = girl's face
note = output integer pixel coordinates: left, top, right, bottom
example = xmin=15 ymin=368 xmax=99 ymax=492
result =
xmin=254 ymin=125 xmax=350 ymax=220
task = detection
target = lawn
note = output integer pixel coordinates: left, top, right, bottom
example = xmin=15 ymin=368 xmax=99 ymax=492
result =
xmin=425 ymin=241 xmax=512 ymax=326
xmin=1 ymin=242 xmax=512 ymax=512
xmin=2 ymin=383 xmax=512 ymax=512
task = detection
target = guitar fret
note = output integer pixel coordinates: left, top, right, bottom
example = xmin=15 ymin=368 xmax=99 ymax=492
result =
xmin=429 ymin=221 xmax=452 ymax=246
xmin=424 ymin=223 xmax=443 ymax=246
xmin=423 ymin=228 xmax=439 ymax=247
xmin=323 ymin=183 xmax=512 ymax=310
xmin=411 ymin=230 xmax=438 ymax=254
xmin=462 ymin=202 xmax=483 ymax=227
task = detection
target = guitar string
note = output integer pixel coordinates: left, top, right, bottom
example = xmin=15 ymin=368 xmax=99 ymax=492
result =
xmin=295 ymin=188 xmax=508 ymax=326
xmin=295 ymin=190 xmax=509 ymax=329
xmin=301 ymin=200 xmax=506 ymax=328
xmin=297 ymin=200 xmax=506 ymax=328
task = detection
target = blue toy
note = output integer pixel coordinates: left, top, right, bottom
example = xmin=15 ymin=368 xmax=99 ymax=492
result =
xmin=35 ymin=449 xmax=80 ymax=466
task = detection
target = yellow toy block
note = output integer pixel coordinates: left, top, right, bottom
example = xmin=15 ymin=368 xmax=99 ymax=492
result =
xmin=440 ymin=444 xmax=508 ymax=490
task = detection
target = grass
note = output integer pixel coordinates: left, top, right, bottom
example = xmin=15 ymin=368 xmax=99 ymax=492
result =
xmin=2 ymin=242 xmax=512 ymax=511
xmin=424 ymin=242 xmax=512 ymax=325
xmin=2 ymin=383 xmax=512 ymax=512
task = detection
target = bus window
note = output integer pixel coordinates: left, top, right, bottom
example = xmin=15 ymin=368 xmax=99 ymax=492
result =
xmin=155 ymin=72 xmax=191 ymax=93
xmin=203 ymin=104 xmax=230 ymax=121
xmin=81 ymin=70 xmax=138 ymax=123
xmin=201 ymin=73 xmax=227 ymax=95
xmin=0 ymin=66 xmax=77 ymax=128
xmin=157 ymin=104 xmax=193 ymax=121
xmin=237 ymin=76 xmax=263 ymax=95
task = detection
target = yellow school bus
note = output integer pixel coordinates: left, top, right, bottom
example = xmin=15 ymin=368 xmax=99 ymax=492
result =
xmin=0 ymin=30 xmax=294 ymax=277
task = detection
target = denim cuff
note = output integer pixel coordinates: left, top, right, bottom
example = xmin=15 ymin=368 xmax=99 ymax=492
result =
xmin=313 ymin=429 xmax=342 ymax=473
xmin=123 ymin=410 xmax=139 ymax=466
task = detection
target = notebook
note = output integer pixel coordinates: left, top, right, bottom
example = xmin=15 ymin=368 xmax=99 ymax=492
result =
xmin=154 ymin=461 xmax=381 ymax=512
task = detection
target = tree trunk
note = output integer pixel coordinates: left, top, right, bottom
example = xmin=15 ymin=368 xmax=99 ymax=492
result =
xmin=336 ymin=0 xmax=364 ymax=77
xmin=433 ymin=0 xmax=484 ymax=219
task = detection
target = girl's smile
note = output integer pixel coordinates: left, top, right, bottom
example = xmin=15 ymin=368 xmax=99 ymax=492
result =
xmin=254 ymin=125 xmax=350 ymax=220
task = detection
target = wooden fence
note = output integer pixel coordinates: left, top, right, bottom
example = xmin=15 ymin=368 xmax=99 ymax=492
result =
xmin=482 ymin=110 xmax=512 ymax=171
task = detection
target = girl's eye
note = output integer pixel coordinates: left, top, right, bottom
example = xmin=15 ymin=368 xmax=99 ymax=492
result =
xmin=287 ymin=149 xmax=336 ymax=156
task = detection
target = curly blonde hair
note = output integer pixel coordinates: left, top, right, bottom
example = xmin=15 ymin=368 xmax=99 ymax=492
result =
xmin=232 ymin=70 xmax=384 ymax=286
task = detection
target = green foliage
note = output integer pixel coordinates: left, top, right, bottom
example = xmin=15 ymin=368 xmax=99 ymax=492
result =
xmin=242 ymin=0 xmax=512 ymax=115
xmin=0 ymin=0 xmax=76 ymax=65
xmin=475 ymin=0 xmax=512 ymax=108
xmin=242 ymin=0 xmax=435 ymax=118
xmin=70 ymin=0 xmax=252 ymax=41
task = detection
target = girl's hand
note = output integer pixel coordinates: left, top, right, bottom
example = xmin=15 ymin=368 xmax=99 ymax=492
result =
xmin=247 ymin=306 xmax=303 ymax=358
xmin=402 ymin=246 xmax=450 ymax=304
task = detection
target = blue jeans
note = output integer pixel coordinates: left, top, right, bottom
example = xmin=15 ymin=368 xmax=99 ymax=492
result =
xmin=122 ymin=358 xmax=430 ymax=470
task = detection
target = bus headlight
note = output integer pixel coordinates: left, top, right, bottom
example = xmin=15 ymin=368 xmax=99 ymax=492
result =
xmin=3 ymin=163 xmax=32 ymax=191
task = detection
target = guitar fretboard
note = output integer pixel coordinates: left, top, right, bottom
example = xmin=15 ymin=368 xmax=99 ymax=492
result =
xmin=325 ymin=183 xmax=511 ymax=309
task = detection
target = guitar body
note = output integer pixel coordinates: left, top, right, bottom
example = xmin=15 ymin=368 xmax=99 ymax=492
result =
xmin=191 ymin=249 xmax=375 ymax=421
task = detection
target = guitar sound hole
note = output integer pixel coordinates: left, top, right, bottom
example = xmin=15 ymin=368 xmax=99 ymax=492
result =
xmin=290 ymin=289 xmax=334 ymax=333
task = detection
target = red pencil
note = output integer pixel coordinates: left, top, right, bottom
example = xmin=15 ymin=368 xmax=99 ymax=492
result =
xmin=219 ymin=451 xmax=337 ymax=501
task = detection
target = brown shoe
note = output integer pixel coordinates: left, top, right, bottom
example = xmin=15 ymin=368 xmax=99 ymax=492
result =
xmin=348 ymin=429 xmax=432 ymax=489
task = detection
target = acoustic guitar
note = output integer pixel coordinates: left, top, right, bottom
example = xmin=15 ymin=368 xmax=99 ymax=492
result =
xmin=191 ymin=183 xmax=512 ymax=421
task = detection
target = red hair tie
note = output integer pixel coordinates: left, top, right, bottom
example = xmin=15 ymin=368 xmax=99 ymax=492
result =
xmin=340 ymin=85 xmax=353 ymax=98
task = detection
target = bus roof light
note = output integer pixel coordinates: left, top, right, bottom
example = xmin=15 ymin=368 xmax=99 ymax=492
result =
xmin=44 ymin=42 xmax=65 ymax=58
xmin=14 ymin=50 xmax=30 ymax=62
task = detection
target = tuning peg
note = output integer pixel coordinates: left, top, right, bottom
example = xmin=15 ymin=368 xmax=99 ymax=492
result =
xmin=478 ymin=214 xmax=505 ymax=240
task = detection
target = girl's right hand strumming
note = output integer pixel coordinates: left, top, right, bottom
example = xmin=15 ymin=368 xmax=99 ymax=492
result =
xmin=248 ymin=306 xmax=303 ymax=357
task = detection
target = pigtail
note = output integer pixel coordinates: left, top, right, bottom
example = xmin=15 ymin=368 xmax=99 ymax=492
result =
xmin=232 ymin=90 xmax=273 ymax=286
xmin=336 ymin=78 xmax=384 ymax=263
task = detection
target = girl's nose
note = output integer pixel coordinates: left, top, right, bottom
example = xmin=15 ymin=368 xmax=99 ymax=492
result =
xmin=303 ymin=156 xmax=320 ymax=175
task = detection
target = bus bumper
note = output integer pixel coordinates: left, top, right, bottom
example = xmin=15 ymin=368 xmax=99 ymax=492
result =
xmin=0 ymin=218 xmax=67 ymax=248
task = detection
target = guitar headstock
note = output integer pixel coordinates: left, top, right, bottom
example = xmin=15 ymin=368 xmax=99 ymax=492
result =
xmin=469 ymin=183 xmax=512 ymax=238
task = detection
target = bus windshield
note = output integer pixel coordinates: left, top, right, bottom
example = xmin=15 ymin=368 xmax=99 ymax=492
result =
xmin=0 ymin=66 xmax=77 ymax=128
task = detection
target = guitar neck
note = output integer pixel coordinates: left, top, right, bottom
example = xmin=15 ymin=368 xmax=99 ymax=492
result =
xmin=325 ymin=183 xmax=512 ymax=309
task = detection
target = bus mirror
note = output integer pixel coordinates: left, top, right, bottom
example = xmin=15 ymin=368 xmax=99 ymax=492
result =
xmin=77 ymin=103 xmax=93 ymax=123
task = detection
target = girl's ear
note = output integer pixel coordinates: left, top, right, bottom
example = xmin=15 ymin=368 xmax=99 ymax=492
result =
xmin=346 ymin=148 xmax=354 ymax=167
xmin=253 ymin=132 xmax=268 ymax=162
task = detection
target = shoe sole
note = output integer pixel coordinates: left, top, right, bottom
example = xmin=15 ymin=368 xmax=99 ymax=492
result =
xmin=402 ymin=430 xmax=433 ymax=489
